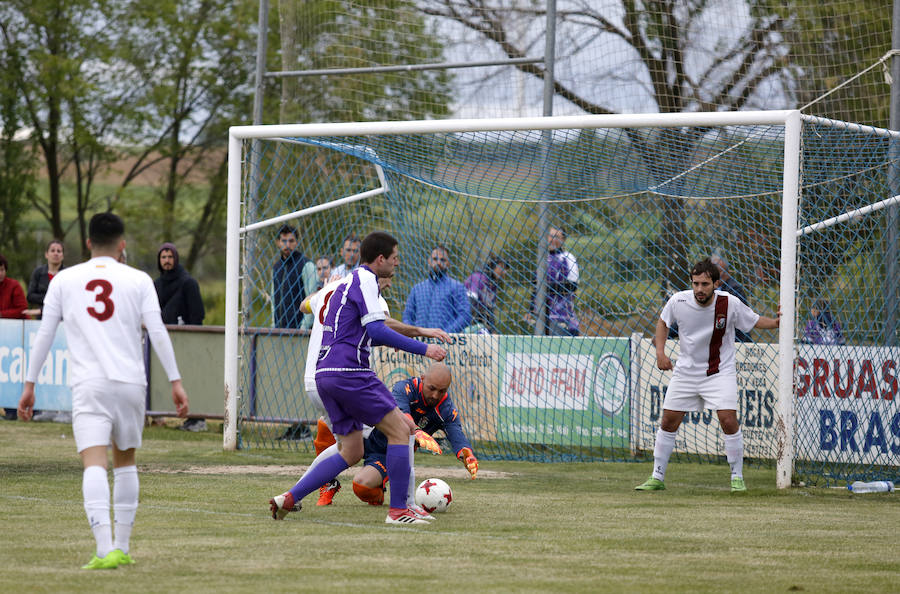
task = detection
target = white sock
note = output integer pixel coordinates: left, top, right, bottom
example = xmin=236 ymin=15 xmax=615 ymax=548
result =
xmin=299 ymin=442 xmax=339 ymax=486
xmin=83 ymin=465 xmax=113 ymax=557
xmin=406 ymin=435 xmax=416 ymax=506
xmin=652 ymin=428 xmax=677 ymax=481
xmin=725 ymin=430 xmax=744 ymax=479
xmin=113 ymin=466 xmax=139 ymax=554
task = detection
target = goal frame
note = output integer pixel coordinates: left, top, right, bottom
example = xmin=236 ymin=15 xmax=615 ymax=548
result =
xmin=223 ymin=110 xmax=802 ymax=488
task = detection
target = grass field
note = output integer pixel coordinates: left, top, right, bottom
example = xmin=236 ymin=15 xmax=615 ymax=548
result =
xmin=1 ymin=421 xmax=897 ymax=593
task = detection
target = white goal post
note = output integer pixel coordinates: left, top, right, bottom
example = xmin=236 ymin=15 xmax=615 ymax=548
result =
xmin=223 ymin=110 xmax=803 ymax=488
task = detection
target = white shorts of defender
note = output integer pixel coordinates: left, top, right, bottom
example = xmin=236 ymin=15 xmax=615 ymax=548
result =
xmin=662 ymin=372 xmax=739 ymax=412
xmin=72 ymin=378 xmax=146 ymax=453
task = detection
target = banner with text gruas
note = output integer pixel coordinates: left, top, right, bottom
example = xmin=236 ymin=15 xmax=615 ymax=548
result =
xmin=497 ymin=336 xmax=630 ymax=448
xmin=795 ymin=344 xmax=900 ymax=464
xmin=635 ymin=338 xmax=779 ymax=458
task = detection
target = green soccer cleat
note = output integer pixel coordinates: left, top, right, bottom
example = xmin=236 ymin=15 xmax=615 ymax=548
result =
xmin=731 ymin=477 xmax=747 ymax=493
xmin=635 ymin=477 xmax=666 ymax=491
xmin=81 ymin=552 xmax=119 ymax=570
xmin=108 ymin=549 xmax=135 ymax=566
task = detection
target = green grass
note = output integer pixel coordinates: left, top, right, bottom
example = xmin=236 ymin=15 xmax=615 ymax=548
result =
xmin=1 ymin=421 xmax=897 ymax=593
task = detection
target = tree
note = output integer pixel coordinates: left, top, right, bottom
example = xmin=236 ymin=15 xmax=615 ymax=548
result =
xmin=273 ymin=0 xmax=453 ymax=123
xmin=108 ymin=0 xmax=256 ymax=266
xmin=0 ymin=0 xmax=115 ymax=243
xmin=0 ymin=40 xmax=37 ymax=264
xmin=421 ymin=0 xmax=795 ymax=288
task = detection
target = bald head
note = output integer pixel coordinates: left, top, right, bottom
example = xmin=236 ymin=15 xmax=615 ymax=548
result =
xmin=421 ymin=363 xmax=452 ymax=406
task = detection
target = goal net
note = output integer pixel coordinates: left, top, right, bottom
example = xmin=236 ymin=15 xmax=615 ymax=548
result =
xmin=224 ymin=111 xmax=899 ymax=488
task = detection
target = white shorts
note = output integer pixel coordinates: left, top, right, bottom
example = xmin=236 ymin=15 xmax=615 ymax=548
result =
xmin=72 ymin=378 xmax=146 ymax=453
xmin=662 ymin=372 xmax=738 ymax=412
xmin=304 ymin=381 xmax=328 ymax=422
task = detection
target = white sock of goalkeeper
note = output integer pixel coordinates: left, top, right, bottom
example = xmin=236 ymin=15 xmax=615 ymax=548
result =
xmin=83 ymin=465 xmax=113 ymax=558
xmin=406 ymin=435 xmax=416 ymax=506
xmin=724 ymin=430 xmax=744 ymax=479
xmin=113 ymin=465 xmax=139 ymax=554
xmin=652 ymin=428 xmax=677 ymax=481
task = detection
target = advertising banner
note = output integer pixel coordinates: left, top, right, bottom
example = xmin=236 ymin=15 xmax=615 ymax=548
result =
xmin=497 ymin=336 xmax=630 ymax=447
xmin=795 ymin=344 xmax=900 ymax=464
xmin=372 ymin=334 xmax=499 ymax=441
xmin=0 ymin=320 xmax=71 ymax=410
xmin=635 ymin=338 xmax=779 ymax=458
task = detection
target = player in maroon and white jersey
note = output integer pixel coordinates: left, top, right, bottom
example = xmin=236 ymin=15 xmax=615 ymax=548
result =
xmin=18 ymin=213 xmax=188 ymax=569
xmin=636 ymin=258 xmax=779 ymax=493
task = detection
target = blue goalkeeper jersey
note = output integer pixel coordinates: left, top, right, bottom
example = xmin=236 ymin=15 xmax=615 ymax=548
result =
xmin=365 ymin=376 xmax=472 ymax=456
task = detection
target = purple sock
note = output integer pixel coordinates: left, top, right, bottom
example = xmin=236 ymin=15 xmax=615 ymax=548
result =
xmin=288 ymin=452 xmax=348 ymax=502
xmin=386 ymin=443 xmax=410 ymax=510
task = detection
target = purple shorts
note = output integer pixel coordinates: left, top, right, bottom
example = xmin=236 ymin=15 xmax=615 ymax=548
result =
xmin=315 ymin=372 xmax=396 ymax=436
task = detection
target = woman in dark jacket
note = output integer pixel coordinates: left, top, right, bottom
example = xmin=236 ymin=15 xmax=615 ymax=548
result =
xmin=27 ymin=239 xmax=65 ymax=314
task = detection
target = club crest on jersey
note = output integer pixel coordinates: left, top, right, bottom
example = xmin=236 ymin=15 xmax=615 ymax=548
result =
xmin=715 ymin=316 xmax=726 ymax=329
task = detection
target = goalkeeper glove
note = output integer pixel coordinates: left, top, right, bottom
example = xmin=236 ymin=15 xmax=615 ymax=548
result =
xmin=457 ymin=447 xmax=478 ymax=480
xmin=414 ymin=429 xmax=442 ymax=455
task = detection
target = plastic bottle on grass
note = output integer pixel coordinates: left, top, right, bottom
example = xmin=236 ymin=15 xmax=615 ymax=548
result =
xmin=848 ymin=480 xmax=894 ymax=493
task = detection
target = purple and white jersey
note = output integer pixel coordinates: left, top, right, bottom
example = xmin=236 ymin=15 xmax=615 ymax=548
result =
xmin=315 ymin=265 xmax=385 ymax=374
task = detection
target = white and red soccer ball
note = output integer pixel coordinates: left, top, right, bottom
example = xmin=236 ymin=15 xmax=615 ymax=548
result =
xmin=415 ymin=478 xmax=452 ymax=513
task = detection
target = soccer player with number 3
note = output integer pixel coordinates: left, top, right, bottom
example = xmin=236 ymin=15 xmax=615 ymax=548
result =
xmin=18 ymin=213 xmax=189 ymax=569
xmin=635 ymin=258 xmax=779 ymax=493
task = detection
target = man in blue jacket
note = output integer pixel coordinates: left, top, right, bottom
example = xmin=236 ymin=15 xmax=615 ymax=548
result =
xmin=351 ymin=362 xmax=479 ymax=506
xmin=403 ymin=245 xmax=471 ymax=333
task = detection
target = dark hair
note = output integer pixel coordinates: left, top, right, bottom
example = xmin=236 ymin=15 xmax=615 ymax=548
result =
xmin=432 ymin=244 xmax=450 ymax=257
xmin=0 ymin=253 xmax=7 ymax=270
xmin=89 ymin=212 xmax=125 ymax=248
xmin=343 ymin=234 xmax=360 ymax=246
xmin=316 ymin=255 xmax=332 ymax=265
xmin=360 ymin=232 xmax=398 ymax=264
xmin=278 ymin=225 xmax=298 ymax=239
xmin=486 ymin=254 xmax=506 ymax=270
xmin=690 ymin=258 xmax=720 ymax=283
xmin=46 ymin=239 xmax=64 ymax=252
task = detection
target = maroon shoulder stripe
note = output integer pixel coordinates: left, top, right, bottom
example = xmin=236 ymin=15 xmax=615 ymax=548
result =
xmin=707 ymin=295 xmax=729 ymax=376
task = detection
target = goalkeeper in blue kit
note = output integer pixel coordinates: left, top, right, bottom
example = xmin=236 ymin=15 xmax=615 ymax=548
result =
xmin=351 ymin=362 xmax=479 ymax=506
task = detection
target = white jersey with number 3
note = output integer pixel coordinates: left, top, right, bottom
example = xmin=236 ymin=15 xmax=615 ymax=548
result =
xmin=25 ymin=256 xmax=179 ymax=387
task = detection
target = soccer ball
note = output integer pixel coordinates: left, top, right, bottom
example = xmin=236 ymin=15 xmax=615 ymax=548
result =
xmin=415 ymin=478 xmax=452 ymax=513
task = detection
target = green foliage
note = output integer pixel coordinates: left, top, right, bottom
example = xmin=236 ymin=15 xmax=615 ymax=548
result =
xmin=266 ymin=0 xmax=452 ymax=124
xmin=0 ymin=45 xmax=37 ymax=273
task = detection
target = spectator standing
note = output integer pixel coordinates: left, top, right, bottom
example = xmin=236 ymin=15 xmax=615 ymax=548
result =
xmin=315 ymin=256 xmax=332 ymax=290
xmin=154 ymin=242 xmax=206 ymax=431
xmin=802 ymin=299 xmax=845 ymax=345
xmin=272 ymin=225 xmax=316 ymax=330
xmin=154 ymin=242 xmax=205 ymax=326
xmin=529 ymin=227 xmax=580 ymax=336
xmin=1 ymin=253 xmax=28 ymax=420
xmin=26 ymin=240 xmax=67 ymax=422
xmin=403 ymin=245 xmax=471 ymax=333
xmin=27 ymin=239 xmax=65 ymax=316
xmin=0 ymin=253 xmax=27 ymax=320
xmin=464 ymin=255 xmax=507 ymax=333
xmin=327 ymin=234 xmax=361 ymax=282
